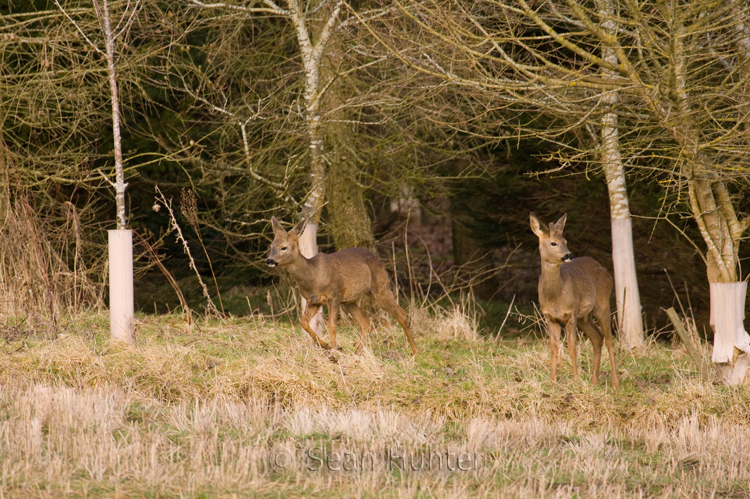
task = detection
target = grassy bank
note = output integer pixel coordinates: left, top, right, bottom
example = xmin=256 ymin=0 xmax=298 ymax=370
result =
xmin=0 ymin=306 xmax=748 ymax=498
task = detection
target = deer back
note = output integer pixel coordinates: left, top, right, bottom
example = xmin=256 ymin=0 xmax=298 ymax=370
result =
xmin=267 ymin=217 xmax=379 ymax=304
xmin=307 ymin=248 xmax=377 ymax=303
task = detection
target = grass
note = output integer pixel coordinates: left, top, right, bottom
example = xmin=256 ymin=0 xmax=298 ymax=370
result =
xmin=0 ymin=303 xmax=748 ymax=498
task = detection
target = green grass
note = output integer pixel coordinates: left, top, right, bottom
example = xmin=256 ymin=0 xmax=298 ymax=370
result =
xmin=0 ymin=305 xmax=748 ymax=498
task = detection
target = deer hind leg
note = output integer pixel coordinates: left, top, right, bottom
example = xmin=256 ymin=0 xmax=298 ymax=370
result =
xmin=546 ymin=317 xmax=562 ymax=383
xmin=301 ymin=303 xmax=330 ymax=350
xmin=578 ymin=315 xmax=603 ymax=385
xmin=373 ymin=287 xmax=418 ymax=354
xmin=342 ymin=302 xmax=371 ymax=354
xmin=565 ymin=318 xmax=579 ymax=382
xmin=594 ymin=308 xmax=619 ymax=390
xmin=327 ymin=299 xmax=342 ymax=351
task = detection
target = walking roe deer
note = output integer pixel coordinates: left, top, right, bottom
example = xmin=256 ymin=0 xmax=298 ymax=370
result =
xmin=530 ymin=213 xmax=619 ymax=389
xmin=266 ymin=217 xmax=418 ymax=355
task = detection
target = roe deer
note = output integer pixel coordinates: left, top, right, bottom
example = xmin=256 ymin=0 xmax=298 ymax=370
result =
xmin=266 ymin=217 xmax=418 ymax=354
xmin=530 ymin=213 xmax=619 ymax=389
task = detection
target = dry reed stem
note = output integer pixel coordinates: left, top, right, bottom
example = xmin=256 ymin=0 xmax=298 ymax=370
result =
xmin=154 ymin=186 xmax=221 ymax=318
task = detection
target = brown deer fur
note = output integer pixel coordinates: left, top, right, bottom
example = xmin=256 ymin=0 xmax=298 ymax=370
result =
xmin=266 ymin=217 xmax=418 ymax=354
xmin=530 ymin=213 xmax=619 ymax=389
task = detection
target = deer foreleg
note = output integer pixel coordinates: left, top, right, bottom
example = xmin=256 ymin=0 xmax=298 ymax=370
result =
xmin=565 ymin=319 xmax=579 ymax=382
xmin=301 ymin=304 xmax=329 ymax=350
xmin=546 ymin=317 xmax=562 ymax=383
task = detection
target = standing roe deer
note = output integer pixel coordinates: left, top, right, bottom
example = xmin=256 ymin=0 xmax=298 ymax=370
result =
xmin=266 ymin=217 xmax=418 ymax=354
xmin=530 ymin=213 xmax=619 ymax=389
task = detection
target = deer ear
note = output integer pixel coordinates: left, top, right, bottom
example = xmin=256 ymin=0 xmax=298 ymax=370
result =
xmin=529 ymin=212 xmax=547 ymax=237
xmin=290 ymin=218 xmax=307 ymax=237
xmin=271 ymin=216 xmax=286 ymax=235
xmin=553 ymin=213 xmax=567 ymax=234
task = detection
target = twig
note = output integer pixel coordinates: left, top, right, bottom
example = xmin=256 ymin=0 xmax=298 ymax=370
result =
xmin=154 ymin=186 xmax=221 ymax=318
xmin=497 ymin=294 xmax=516 ymax=338
xmin=181 ymin=188 xmax=224 ymax=315
xmin=133 ymin=230 xmax=192 ymax=325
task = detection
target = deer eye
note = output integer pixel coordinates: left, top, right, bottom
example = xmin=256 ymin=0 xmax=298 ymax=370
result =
xmin=281 ymin=246 xmax=288 ymax=251
xmin=550 ymin=242 xmax=557 ymax=247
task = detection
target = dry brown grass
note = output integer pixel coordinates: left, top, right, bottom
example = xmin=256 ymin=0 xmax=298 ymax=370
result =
xmin=0 ymin=151 xmax=104 ymax=330
xmin=0 ymin=306 xmax=748 ymax=498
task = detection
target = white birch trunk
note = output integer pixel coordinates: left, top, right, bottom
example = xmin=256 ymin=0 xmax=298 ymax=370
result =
xmin=598 ymin=0 xmax=644 ymax=349
xmin=109 ymin=230 xmax=135 ymax=343
xmin=298 ymin=222 xmax=325 ymax=335
xmin=610 ymin=218 xmax=643 ymax=345
xmin=288 ymin=0 xmax=342 ymax=337
xmin=98 ymin=0 xmax=128 ymax=230
xmin=710 ymin=282 xmax=750 ymax=385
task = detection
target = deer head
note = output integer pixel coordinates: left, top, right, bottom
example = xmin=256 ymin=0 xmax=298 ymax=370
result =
xmin=530 ymin=212 xmax=573 ymax=264
xmin=266 ymin=216 xmax=307 ymax=268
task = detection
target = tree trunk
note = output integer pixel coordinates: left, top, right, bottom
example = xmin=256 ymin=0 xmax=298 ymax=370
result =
xmin=289 ymin=0 xmax=343 ymax=337
xmin=98 ymin=0 xmax=127 ymax=230
xmin=602 ymin=122 xmax=644 ymax=349
xmin=610 ymin=219 xmax=643 ymax=345
xmin=323 ymin=35 xmax=374 ymax=251
xmin=597 ymin=0 xmax=644 ymax=349
xmin=707 ymin=7 xmax=750 ymax=386
xmin=328 ymin=157 xmax=375 ymax=251
xmin=390 ymin=184 xmax=422 ymax=226
xmin=97 ymin=0 xmax=134 ymax=343
xmin=297 ymin=96 xmax=326 ymax=335
xmin=672 ymin=19 xmax=747 ymax=383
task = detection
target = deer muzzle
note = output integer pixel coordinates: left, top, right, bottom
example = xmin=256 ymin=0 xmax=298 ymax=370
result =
xmin=266 ymin=258 xmax=277 ymax=267
xmin=562 ymin=253 xmax=574 ymax=262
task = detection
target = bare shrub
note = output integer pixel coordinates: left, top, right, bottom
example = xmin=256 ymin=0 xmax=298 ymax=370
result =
xmin=0 ymin=155 xmax=102 ymax=330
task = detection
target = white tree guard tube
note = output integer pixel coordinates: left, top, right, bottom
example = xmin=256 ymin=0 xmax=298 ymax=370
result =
xmin=109 ymin=229 xmax=135 ymax=343
xmin=710 ymin=281 xmax=750 ymax=385
xmin=298 ymin=222 xmax=325 ymax=335
xmin=611 ymin=218 xmax=644 ymax=347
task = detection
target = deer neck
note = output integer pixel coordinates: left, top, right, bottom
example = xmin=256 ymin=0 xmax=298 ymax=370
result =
xmin=283 ymin=250 xmax=315 ymax=282
xmin=540 ymin=259 xmax=565 ymax=296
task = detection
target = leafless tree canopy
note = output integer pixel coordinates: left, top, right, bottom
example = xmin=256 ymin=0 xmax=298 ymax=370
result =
xmin=367 ymin=0 xmax=750 ymax=283
xmin=1 ymin=0 xmax=749 ymax=319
